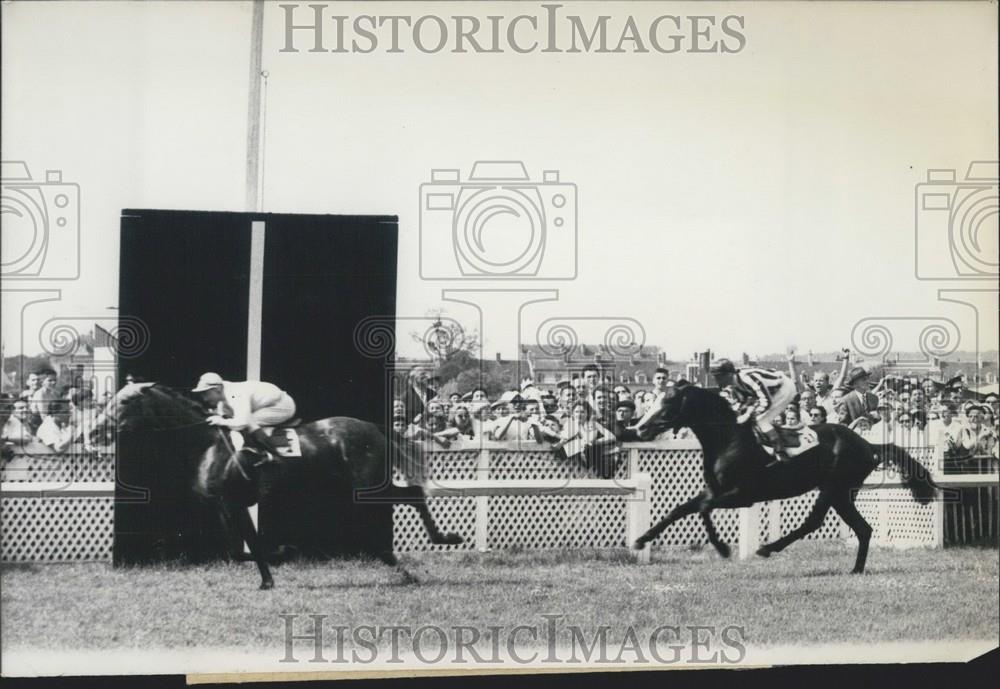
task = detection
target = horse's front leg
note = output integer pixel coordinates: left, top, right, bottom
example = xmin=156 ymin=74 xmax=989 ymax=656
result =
xmin=231 ymin=502 xmax=274 ymax=590
xmin=698 ymin=488 xmax=754 ymax=559
xmin=632 ymin=491 xmax=705 ymax=550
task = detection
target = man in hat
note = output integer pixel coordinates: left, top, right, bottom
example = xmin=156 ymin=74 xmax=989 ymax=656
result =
xmin=841 ymin=367 xmax=880 ymax=426
xmin=612 ymin=397 xmax=641 ymax=441
xmin=709 ymin=358 xmax=798 ymax=461
xmin=193 ymin=372 xmax=296 ymax=457
xmin=402 ymin=366 xmax=438 ymax=423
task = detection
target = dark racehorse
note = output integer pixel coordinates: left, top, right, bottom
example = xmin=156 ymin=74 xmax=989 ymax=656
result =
xmin=631 ymin=382 xmax=936 ymax=573
xmin=110 ymin=383 xmax=462 ymax=589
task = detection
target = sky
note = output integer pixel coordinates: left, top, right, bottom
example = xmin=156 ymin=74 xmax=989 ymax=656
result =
xmin=2 ymin=1 xmax=997 ymax=364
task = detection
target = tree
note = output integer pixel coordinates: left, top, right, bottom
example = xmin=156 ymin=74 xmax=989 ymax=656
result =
xmin=409 ymin=309 xmax=481 ymax=363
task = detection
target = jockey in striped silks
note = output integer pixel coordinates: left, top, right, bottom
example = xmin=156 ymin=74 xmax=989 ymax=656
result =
xmin=710 ymin=358 xmax=799 ymax=461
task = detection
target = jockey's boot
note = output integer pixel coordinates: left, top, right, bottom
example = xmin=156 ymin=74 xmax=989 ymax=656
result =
xmin=246 ymin=427 xmax=280 ymax=461
xmin=764 ymin=427 xmax=790 ymax=462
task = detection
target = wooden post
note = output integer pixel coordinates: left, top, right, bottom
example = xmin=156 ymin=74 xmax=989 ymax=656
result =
xmin=768 ymin=501 xmax=783 ymax=543
xmin=475 ymin=446 xmax=490 ymax=552
xmin=738 ymin=503 xmax=761 ymax=559
xmin=931 ymin=490 xmax=945 ymax=549
xmin=877 ymin=492 xmax=890 ymax=546
xmin=626 ymin=473 xmax=652 ymax=564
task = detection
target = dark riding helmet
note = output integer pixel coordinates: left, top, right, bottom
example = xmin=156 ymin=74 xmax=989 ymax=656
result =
xmin=709 ymin=358 xmax=736 ymax=376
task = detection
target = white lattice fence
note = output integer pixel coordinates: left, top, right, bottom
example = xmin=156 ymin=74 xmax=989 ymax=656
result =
xmin=393 ymin=449 xmax=478 ymax=553
xmin=1 ymin=453 xmax=117 ymax=563
xmin=1 ymin=497 xmax=114 ymax=562
xmin=1 ymin=443 xmax=988 ymax=563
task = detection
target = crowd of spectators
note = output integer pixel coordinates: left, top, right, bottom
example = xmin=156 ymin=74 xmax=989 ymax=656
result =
xmin=2 ymin=360 xmax=997 ymax=471
xmin=1 ymin=370 xmax=114 ymax=454
xmin=393 ymin=358 xmax=1000 ymax=473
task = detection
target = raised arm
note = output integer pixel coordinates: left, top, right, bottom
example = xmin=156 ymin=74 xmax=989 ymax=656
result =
xmin=787 ymin=354 xmax=802 ymax=393
xmin=833 ymin=348 xmax=851 ymax=389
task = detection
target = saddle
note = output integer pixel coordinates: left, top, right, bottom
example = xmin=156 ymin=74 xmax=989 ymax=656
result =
xmin=229 ymin=420 xmax=303 ymax=459
xmin=262 ymin=426 xmax=303 ymax=457
xmin=756 ymin=425 xmax=820 ymax=459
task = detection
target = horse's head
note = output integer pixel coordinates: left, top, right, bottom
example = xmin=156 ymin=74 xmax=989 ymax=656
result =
xmin=632 ymin=382 xmax=693 ymax=440
xmin=110 ymin=382 xmax=210 ymax=437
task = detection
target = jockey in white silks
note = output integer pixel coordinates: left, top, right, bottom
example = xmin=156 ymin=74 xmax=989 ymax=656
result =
xmin=192 ymin=372 xmax=296 ymax=457
xmin=710 ymin=358 xmax=798 ymax=461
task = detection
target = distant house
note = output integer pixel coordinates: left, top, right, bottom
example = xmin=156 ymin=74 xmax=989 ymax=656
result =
xmin=47 ymin=326 xmax=118 ymax=396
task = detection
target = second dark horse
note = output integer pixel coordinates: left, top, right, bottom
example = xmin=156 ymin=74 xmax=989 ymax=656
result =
xmin=631 ymin=382 xmax=936 ymax=573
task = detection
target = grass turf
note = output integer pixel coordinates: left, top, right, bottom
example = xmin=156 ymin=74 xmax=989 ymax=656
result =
xmin=2 ymin=541 xmax=997 ymax=654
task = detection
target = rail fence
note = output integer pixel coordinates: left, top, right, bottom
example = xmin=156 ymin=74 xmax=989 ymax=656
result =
xmin=1 ymin=442 xmax=996 ymax=563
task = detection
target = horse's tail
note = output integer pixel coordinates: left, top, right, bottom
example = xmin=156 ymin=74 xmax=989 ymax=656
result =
xmin=869 ymin=443 xmax=937 ymax=505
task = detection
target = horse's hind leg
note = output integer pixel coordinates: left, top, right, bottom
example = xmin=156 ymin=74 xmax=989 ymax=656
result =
xmin=396 ymin=485 xmax=463 ymax=545
xmin=757 ymin=489 xmax=833 ymax=559
xmin=633 ymin=491 xmax=705 ymax=550
xmin=831 ymin=490 xmax=873 ymax=574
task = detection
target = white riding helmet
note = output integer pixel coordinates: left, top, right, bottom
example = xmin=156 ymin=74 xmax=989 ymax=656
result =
xmin=192 ymin=372 xmax=224 ymax=392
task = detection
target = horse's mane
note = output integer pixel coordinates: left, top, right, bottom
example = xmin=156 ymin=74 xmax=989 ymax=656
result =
xmin=112 ymin=382 xmax=208 ymax=433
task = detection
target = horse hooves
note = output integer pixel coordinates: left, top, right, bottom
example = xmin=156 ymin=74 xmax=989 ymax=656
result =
xmin=631 ymin=539 xmax=646 ymax=551
xmin=716 ymin=543 xmax=731 ymax=559
xmin=398 ymin=569 xmax=419 ymax=585
xmin=851 ymin=568 xmax=865 ymax=575
xmin=259 ymin=580 xmax=274 ymax=590
xmin=438 ymin=533 xmax=464 ymax=545
xmin=756 ymin=547 xmax=771 ymax=559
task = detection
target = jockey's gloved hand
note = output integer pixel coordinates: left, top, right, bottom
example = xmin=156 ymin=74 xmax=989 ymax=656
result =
xmin=206 ymin=415 xmax=230 ymax=427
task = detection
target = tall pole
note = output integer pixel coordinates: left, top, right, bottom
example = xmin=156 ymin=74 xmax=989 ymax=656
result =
xmin=245 ymin=0 xmax=265 ymax=213
xmin=245 ymin=1 xmax=265 ymax=382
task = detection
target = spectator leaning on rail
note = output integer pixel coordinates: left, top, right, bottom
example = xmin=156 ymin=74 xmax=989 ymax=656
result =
xmin=193 ymin=372 xmax=296 ymax=458
xmin=555 ymin=381 xmax=576 ymax=421
xmin=590 ymin=385 xmax=617 ymax=430
xmin=402 ymin=367 xmax=437 ymax=423
xmin=553 ymin=400 xmax=617 ymax=477
xmin=964 ymin=403 xmax=999 ymax=461
xmin=2 ymin=400 xmax=34 ymax=445
xmin=53 ymin=389 xmax=101 ymax=453
xmin=29 ymin=371 xmax=59 ymax=421
xmin=612 ymin=397 xmax=641 ymax=442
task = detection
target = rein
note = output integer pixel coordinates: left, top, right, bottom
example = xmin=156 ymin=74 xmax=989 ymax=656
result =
xmin=216 ymin=428 xmax=253 ymax=482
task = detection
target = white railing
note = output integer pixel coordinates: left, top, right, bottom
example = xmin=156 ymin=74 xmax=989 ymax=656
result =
xmin=424 ymin=474 xmax=654 ymax=563
xmin=2 ymin=443 xmax=996 ymax=563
